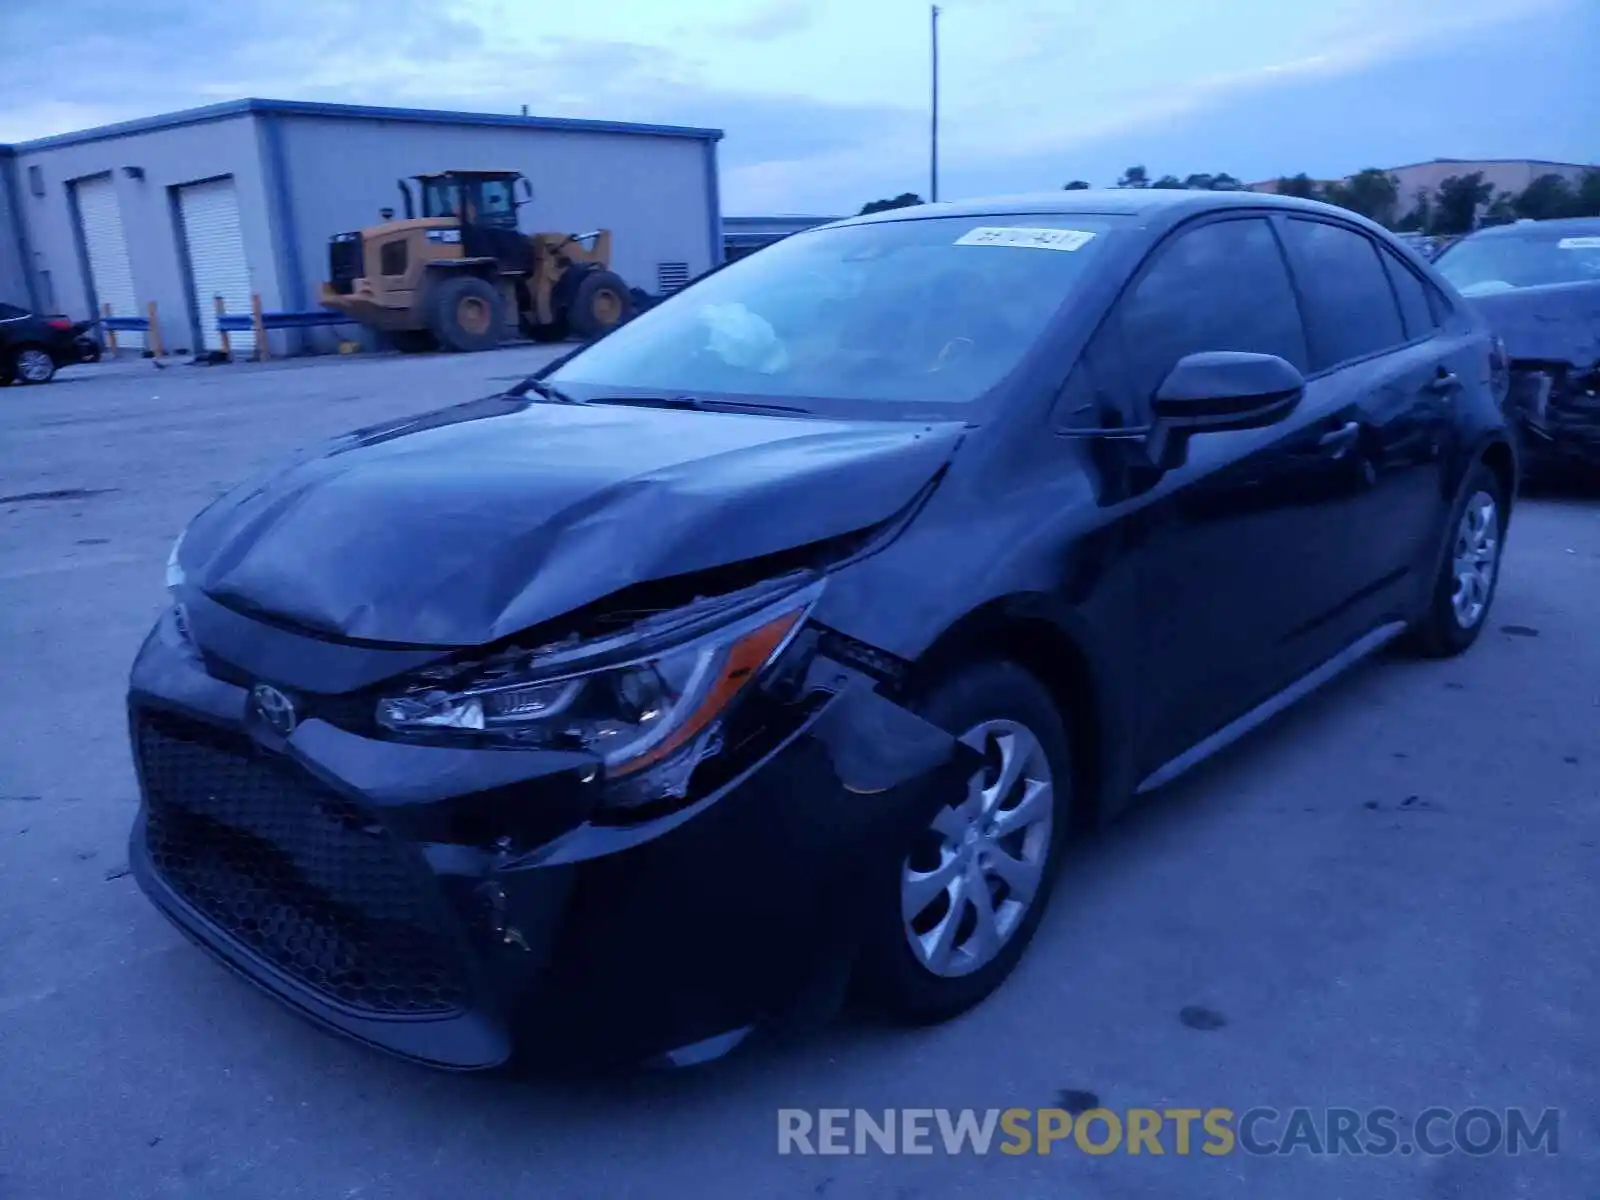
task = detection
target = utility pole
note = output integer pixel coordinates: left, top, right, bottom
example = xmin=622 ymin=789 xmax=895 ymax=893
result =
xmin=930 ymin=4 xmax=941 ymax=203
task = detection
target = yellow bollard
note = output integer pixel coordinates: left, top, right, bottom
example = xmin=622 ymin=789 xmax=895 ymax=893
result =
xmin=251 ymin=293 xmax=270 ymax=361
xmin=214 ymin=295 xmax=231 ymax=360
xmin=145 ymin=300 xmax=165 ymax=357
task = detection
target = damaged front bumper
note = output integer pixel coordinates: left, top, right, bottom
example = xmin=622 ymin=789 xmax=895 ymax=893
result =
xmin=127 ymin=604 xmax=973 ymax=1071
xmin=1506 ymin=363 xmax=1600 ymax=476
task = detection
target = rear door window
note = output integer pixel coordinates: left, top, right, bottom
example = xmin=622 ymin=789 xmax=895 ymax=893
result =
xmin=1379 ymin=247 xmax=1437 ymax=341
xmin=1117 ymin=217 xmax=1307 ymax=403
xmin=1281 ymin=219 xmax=1407 ymax=370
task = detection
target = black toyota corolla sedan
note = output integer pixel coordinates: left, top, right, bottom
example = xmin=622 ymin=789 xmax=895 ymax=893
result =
xmin=131 ymin=190 xmax=1515 ymax=1071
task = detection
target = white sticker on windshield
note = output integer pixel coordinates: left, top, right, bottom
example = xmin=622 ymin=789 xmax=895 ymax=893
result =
xmin=1556 ymin=236 xmax=1600 ymax=249
xmin=955 ymin=226 xmax=1096 ymax=251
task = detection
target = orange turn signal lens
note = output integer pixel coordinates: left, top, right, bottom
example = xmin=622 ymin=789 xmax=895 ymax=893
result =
xmin=608 ymin=608 xmax=803 ymax=777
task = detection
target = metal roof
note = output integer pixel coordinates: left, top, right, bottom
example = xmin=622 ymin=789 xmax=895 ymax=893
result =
xmin=1383 ymin=157 xmax=1594 ymax=173
xmin=4 ymin=98 xmax=723 ymax=154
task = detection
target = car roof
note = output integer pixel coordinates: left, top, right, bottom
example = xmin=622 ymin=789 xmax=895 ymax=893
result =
xmin=1462 ymin=216 xmax=1600 ymax=239
xmin=830 ymin=188 xmax=1378 ymax=229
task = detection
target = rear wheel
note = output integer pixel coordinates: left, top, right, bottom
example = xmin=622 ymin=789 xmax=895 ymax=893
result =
xmin=427 ymin=275 xmax=504 ymax=352
xmin=1406 ymin=461 xmax=1507 ymax=657
xmin=856 ymin=660 xmax=1073 ymax=1024
xmin=12 ymin=346 xmax=56 ymax=384
xmin=567 ymin=269 xmax=633 ymax=340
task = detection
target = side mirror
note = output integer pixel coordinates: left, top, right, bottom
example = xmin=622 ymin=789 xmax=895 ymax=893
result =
xmin=517 ymin=177 xmax=534 ymax=205
xmin=1152 ymin=351 xmax=1303 ymax=433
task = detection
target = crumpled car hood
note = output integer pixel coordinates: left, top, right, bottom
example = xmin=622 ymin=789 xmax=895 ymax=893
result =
xmin=1465 ymin=280 xmax=1600 ymax=369
xmin=180 ymin=395 xmax=965 ymax=647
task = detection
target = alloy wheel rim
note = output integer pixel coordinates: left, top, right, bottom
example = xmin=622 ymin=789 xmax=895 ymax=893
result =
xmin=901 ymin=718 xmax=1054 ymax=978
xmin=1451 ymin=490 xmax=1499 ymax=629
xmin=17 ymin=349 xmax=52 ymax=381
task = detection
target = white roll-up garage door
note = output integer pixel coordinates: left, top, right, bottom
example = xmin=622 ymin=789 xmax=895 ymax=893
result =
xmin=179 ymin=177 xmax=255 ymax=355
xmin=74 ymin=174 xmax=142 ymax=349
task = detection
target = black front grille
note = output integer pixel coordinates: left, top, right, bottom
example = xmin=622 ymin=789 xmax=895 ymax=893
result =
xmin=327 ymin=235 xmax=363 ymax=295
xmin=135 ymin=710 xmax=472 ymax=1017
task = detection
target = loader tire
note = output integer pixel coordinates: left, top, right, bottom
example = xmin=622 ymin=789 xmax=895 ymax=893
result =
xmin=428 ymin=275 xmax=504 ymax=353
xmin=567 ymin=270 xmax=633 ymax=341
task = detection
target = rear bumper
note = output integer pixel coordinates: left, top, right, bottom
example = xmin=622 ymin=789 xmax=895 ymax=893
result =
xmin=127 ymin=608 xmax=972 ymax=1071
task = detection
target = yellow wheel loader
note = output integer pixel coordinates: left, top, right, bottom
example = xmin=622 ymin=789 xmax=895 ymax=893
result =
xmin=319 ymin=171 xmax=633 ymax=352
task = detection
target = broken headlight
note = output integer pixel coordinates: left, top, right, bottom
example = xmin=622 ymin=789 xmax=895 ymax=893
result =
xmin=375 ymin=576 xmax=823 ymax=785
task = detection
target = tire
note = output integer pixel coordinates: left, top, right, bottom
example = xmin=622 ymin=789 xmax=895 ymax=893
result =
xmin=389 ymin=329 xmax=438 ymax=354
xmin=426 ymin=275 xmax=505 ymax=353
xmin=856 ymin=660 xmax=1074 ymax=1025
xmin=566 ymin=269 xmax=633 ymax=340
xmin=12 ymin=345 xmax=56 ymax=384
xmin=1406 ymin=461 xmax=1508 ymax=658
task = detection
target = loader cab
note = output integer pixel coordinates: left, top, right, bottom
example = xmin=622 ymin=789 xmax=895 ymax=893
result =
xmin=405 ymin=171 xmax=536 ymax=274
xmin=412 ymin=171 xmax=530 ymax=232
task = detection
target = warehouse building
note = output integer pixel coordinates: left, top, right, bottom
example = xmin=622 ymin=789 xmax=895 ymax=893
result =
xmin=0 ymin=99 xmax=723 ymax=356
xmin=722 ymin=214 xmax=841 ymax=262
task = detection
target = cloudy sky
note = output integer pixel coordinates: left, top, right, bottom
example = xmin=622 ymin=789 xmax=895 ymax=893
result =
xmin=2 ymin=0 xmax=1594 ymax=215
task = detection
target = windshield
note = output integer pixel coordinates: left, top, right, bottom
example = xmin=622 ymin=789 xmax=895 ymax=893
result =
xmin=420 ymin=179 xmax=460 ymax=218
xmin=1435 ymin=226 xmax=1600 ymax=295
xmin=547 ymin=213 xmax=1126 ymax=414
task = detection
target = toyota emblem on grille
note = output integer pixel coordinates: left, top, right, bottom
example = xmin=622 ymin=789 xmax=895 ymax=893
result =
xmin=250 ymin=683 xmax=298 ymax=736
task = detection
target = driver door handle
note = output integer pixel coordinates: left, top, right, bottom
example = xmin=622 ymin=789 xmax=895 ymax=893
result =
xmin=1318 ymin=420 xmax=1361 ymax=453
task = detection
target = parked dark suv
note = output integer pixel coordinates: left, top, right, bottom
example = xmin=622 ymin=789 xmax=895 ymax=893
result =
xmin=130 ymin=191 xmax=1515 ymax=1071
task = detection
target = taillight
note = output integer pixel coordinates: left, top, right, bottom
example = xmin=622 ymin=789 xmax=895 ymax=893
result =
xmin=46 ymin=318 xmax=72 ymax=330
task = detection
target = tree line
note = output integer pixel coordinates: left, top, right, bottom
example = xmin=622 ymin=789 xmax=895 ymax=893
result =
xmin=858 ymin=164 xmax=1600 ymax=234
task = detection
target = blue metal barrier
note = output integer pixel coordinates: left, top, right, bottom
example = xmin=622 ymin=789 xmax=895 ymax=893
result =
xmin=100 ymin=316 xmax=151 ymax=332
xmin=216 ymin=310 xmax=357 ymax=332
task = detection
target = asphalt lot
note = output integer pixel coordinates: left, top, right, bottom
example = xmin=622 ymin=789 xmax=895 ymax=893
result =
xmin=1 ymin=350 xmax=1597 ymax=1199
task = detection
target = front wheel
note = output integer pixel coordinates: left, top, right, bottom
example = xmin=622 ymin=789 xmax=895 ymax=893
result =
xmin=856 ymin=660 xmax=1073 ymax=1025
xmin=1406 ymin=462 xmax=1508 ymax=657
xmin=427 ymin=275 xmax=505 ymax=353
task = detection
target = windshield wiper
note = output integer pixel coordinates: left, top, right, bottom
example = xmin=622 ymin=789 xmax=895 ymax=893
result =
xmin=586 ymin=394 xmax=810 ymax=415
xmin=507 ymin=376 xmax=583 ymax=404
